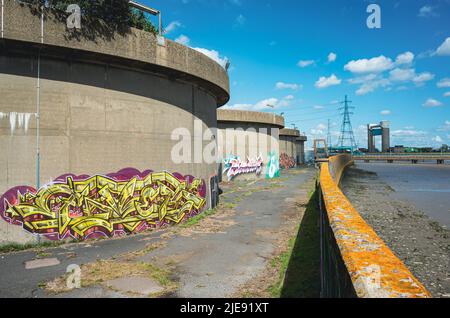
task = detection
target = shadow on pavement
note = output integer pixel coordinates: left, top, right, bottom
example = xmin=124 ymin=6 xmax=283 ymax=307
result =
xmin=281 ymin=187 xmax=321 ymax=298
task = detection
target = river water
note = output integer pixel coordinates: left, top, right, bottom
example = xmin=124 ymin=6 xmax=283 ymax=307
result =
xmin=353 ymin=162 xmax=450 ymax=229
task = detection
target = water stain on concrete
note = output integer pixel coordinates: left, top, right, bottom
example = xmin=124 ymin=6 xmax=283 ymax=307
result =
xmin=106 ymin=276 xmax=164 ymax=296
xmin=25 ymin=258 xmax=60 ymax=270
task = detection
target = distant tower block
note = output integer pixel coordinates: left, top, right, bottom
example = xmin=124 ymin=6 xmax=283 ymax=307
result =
xmin=368 ymin=121 xmax=391 ymax=153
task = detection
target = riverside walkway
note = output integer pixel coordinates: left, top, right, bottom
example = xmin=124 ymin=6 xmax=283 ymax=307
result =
xmin=0 ymin=168 xmax=316 ymax=298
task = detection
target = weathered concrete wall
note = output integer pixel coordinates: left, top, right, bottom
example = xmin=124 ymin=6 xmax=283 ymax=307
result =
xmin=319 ymin=154 xmax=431 ymax=298
xmin=279 ymin=128 xmax=308 ymax=167
xmin=279 ymin=129 xmax=299 ymax=159
xmin=0 ymin=0 xmax=229 ymax=104
xmin=296 ymin=136 xmax=307 ymax=164
xmin=0 ymin=1 xmax=229 ymax=244
xmin=217 ymin=110 xmax=284 ymax=162
xmin=217 ymin=109 xmax=284 ymax=181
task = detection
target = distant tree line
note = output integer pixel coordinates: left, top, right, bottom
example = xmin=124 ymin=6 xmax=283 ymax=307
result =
xmin=20 ymin=0 xmax=158 ymax=36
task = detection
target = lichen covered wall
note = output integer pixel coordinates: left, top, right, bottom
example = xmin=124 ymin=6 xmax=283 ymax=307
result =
xmin=319 ymin=154 xmax=430 ymax=298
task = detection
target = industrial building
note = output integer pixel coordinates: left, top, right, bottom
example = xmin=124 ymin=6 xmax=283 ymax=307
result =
xmin=368 ymin=121 xmax=391 ymax=153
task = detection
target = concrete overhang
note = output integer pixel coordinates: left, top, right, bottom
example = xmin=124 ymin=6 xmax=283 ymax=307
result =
xmin=217 ymin=109 xmax=285 ymax=129
xmin=279 ymin=128 xmax=300 ymax=138
xmin=0 ymin=1 xmax=230 ymax=106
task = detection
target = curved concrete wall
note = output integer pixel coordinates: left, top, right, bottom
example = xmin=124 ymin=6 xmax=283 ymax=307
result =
xmin=319 ymin=155 xmax=430 ymax=298
xmin=279 ymin=128 xmax=308 ymax=167
xmin=0 ymin=1 xmax=229 ymax=243
xmin=217 ymin=109 xmax=284 ymax=180
xmin=0 ymin=0 xmax=229 ymax=104
xmin=296 ymin=136 xmax=307 ymax=165
xmin=279 ymin=129 xmax=299 ymax=159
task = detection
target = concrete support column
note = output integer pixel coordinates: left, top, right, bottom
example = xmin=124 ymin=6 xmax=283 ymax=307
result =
xmin=382 ymin=128 xmax=390 ymax=153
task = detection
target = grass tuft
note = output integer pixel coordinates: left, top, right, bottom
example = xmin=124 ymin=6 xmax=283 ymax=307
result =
xmin=0 ymin=241 xmax=67 ymax=254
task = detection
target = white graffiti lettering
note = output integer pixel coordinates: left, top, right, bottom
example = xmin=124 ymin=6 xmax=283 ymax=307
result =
xmin=223 ymin=155 xmax=263 ymax=181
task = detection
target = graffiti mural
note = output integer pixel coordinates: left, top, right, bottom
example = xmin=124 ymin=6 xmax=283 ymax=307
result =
xmin=280 ymin=153 xmax=296 ymax=170
xmin=0 ymin=169 xmax=206 ymax=241
xmin=266 ymin=151 xmax=280 ymax=179
xmin=222 ymin=155 xmax=264 ymax=181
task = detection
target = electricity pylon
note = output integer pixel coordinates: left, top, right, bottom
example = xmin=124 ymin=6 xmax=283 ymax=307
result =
xmin=327 ymin=119 xmax=332 ymax=149
xmin=337 ymin=95 xmax=358 ymax=152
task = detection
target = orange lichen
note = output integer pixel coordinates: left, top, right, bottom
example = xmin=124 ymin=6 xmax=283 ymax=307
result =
xmin=320 ymin=155 xmax=431 ymax=298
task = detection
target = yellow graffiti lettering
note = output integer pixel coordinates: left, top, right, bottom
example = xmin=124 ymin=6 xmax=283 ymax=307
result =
xmin=4 ymin=171 xmax=206 ymax=240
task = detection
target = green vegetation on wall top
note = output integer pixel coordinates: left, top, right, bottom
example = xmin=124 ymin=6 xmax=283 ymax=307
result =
xmin=20 ymin=0 xmax=158 ymax=37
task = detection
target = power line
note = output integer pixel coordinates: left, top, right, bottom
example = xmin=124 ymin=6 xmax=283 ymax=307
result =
xmin=288 ymin=113 xmax=341 ymax=123
xmin=286 ymin=109 xmax=340 ymax=119
xmin=279 ymin=101 xmax=341 ymax=113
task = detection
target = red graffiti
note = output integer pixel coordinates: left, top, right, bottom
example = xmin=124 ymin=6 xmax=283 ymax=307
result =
xmin=280 ymin=153 xmax=296 ymax=170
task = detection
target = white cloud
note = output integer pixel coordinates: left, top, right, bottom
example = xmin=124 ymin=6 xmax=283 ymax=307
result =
xmin=223 ymin=96 xmax=293 ymax=111
xmin=347 ymin=74 xmax=378 ymax=84
xmin=175 ymin=34 xmax=190 ymax=46
xmin=413 ymin=72 xmax=435 ymax=85
xmin=310 ymin=123 xmax=327 ymax=136
xmin=345 ymin=52 xmax=433 ymax=94
xmin=165 ymin=21 xmax=182 ymax=34
xmin=418 ymin=6 xmax=438 ymax=18
xmin=444 ymin=92 xmax=450 ymax=97
xmin=433 ymin=136 xmax=443 ymax=143
xmin=284 ymin=95 xmax=295 ymax=100
xmin=437 ymin=78 xmax=450 ymax=88
xmin=297 ymin=60 xmax=315 ymax=68
xmin=389 ymin=68 xmax=415 ymax=82
xmin=423 ymin=98 xmax=443 ymax=108
xmin=438 ymin=120 xmax=450 ymax=131
xmin=395 ymin=51 xmax=414 ymax=65
xmin=313 ymin=105 xmax=324 ymax=109
xmin=193 ymin=47 xmax=228 ymax=68
xmin=328 ymin=52 xmax=337 ymax=63
xmin=234 ymin=14 xmax=246 ymax=27
xmin=436 ymin=37 xmax=450 ymax=56
xmin=344 ymin=55 xmax=394 ymax=74
xmin=315 ymin=74 xmax=341 ymax=89
xmin=355 ymin=77 xmax=390 ymax=96
xmin=389 ymin=68 xmax=434 ymax=84
xmin=392 ymin=130 xmax=427 ymax=137
xmin=380 ymin=110 xmax=391 ymax=116
xmin=275 ymin=82 xmax=301 ymax=90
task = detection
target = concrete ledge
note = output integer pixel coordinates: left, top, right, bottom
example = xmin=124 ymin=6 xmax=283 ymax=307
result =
xmin=1 ymin=0 xmax=229 ymax=105
xmin=217 ymin=109 xmax=284 ymax=128
xmin=279 ymin=128 xmax=300 ymax=137
xmin=320 ymin=154 xmax=430 ymax=298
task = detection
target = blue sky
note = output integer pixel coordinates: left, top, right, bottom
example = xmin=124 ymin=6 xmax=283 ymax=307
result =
xmin=143 ymin=0 xmax=450 ymax=149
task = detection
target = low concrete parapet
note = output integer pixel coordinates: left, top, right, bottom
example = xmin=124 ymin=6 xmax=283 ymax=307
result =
xmin=319 ymin=154 xmax=431 ymax=298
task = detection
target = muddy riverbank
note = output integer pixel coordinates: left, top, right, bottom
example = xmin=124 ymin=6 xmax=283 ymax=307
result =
xmin=341 ymin=166 xmax=450 ymax=298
